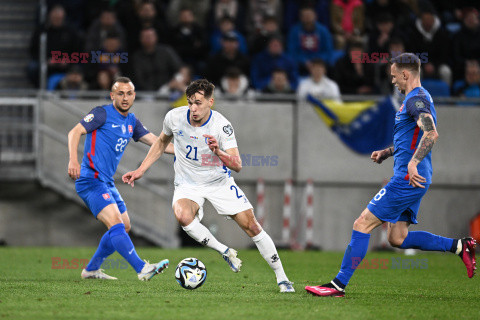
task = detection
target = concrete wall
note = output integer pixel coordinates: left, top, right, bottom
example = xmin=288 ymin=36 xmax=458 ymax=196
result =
xmin=4 ymin=97 xmax=478 ymax=249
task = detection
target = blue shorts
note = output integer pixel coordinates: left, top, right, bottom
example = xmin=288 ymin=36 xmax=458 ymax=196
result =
xmin=367 ymin=178 xmax=429 ymax=224
xmin=75 ymin=177 xmax=127 ymax=217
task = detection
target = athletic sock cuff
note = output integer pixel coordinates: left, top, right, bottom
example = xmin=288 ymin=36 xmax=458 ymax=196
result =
xmin=109 ymin=223 xmax=126 ymax=236
xmin=182 ymin=217 xmax=200 ymax=232
xmin=352 ymin=230 xmax=371 ymax=239
xmin=251 ymin=230 xmax=267 ymax=242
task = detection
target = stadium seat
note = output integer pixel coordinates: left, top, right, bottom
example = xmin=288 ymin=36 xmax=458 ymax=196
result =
xmin=47 ymin=73 xmax=66 ymax=91
xmin=329 ymin=49 xmax=345 ymax=66
xmin=421 ymin=79 xmax=450 ymax=97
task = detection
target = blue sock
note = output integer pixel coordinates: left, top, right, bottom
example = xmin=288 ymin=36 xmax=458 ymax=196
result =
xmin=335 ymin=230 xmax=371 ymax=288
xmin=85 ymin=230 xmax=115 ymax=271
xmin=400 ymin=231 xmax=455 ymax=252
xmin=109 ymin=223 xmax=145 ymax=273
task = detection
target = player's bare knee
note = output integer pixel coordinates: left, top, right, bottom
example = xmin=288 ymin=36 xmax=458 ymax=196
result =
xmin=124 ymin=223 xmax=131 ymax=233
xmin=388 ymin=234 xmax=405 ymax=247
xmin=174 ymin=206 xmax=194 ymax=227
xmin=353 ymin=216 xmax=366 ymax=231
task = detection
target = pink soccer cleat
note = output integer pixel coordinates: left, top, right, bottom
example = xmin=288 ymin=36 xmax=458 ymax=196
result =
xmin=460 ymin=237 xmax=477 ymax=278
xmin=305 ymin=283 xmax=345 ymax=297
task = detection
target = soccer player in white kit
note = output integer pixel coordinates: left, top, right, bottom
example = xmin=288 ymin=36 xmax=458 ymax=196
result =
xmin=123 ymin=79 xmax=294 ymax=292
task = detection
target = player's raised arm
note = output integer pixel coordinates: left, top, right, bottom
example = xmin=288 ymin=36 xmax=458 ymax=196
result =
xmin=138 ymin=133 xmax=175 ymax=154
xmin=407 ymin=113 xmax=439 ymax=188
xmin=67 ymin=123 xmax=87 ymax=180
xmin=122 ymin=131 xmax=173 ymax=186
xmin=204 ymin=134 xmax=242 ymax=172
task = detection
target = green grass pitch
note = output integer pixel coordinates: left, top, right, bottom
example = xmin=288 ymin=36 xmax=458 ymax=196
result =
xmin=0 ymin=247 xmax=478 ymax=320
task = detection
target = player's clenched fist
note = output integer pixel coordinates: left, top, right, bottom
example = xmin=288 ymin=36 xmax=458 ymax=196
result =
xmin=371 ymin=148 xmax=391 ymax=164
xmin=203 ymin=134 xmax=219 ymax=154
xmin=68 ymin=160 xmax=81 ymax=180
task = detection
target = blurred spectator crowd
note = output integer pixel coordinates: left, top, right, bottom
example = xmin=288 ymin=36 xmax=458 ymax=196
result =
xmin=28 ymin=0 xmax=480 ymax=100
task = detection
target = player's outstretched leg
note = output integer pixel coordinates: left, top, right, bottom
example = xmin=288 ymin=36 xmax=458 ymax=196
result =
xmin=81 ymin=230 xmax=117 ymax=280
xmin=181 ymin=216 xmax=241 ymax=271
xmin=175 ymin=201 xmax=241 ymax=272
xmin=233 ymin=209 xmax=294 ymax=292
xmin=306 ymin=209 xmax=381 ymax=297
xmin=107 ymin=223 xmax=169 ymax=281
xmin=390 ymin=223 xmax=477 ymax=278
xmin=95 ymin=205 xmax=169 ymax=281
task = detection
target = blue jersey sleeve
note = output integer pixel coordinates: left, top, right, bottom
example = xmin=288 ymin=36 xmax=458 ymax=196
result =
xmin=406 ymin=96 xmax=432 ymax=122
xmin=132 ymin=118 xmax=150 ymax=142
xmin=80 ymin=107 xmax=106 ymax=133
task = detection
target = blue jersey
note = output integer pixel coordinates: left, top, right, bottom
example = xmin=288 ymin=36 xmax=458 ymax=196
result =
xmin=79 ymin=103 xmax=149 ymax=182
xmin=393 ymin=87 xmax=436 ymax=184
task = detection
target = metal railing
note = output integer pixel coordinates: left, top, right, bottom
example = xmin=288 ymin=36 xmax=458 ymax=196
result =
xmin=0 ymin=99 xmax=36 ymax=162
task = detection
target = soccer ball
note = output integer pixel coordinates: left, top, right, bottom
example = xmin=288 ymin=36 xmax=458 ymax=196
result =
xmin=175 ymin=258 xmax=207 ymax=290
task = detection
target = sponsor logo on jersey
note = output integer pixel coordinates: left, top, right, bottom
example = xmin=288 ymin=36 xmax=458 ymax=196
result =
xmin=190 ymin=136 xmax=198 ymax=140
xmin=84 ymin=114 xmax=94 ymax=122
xmin=102 ymin=193 xmax=111 ymax=200
xmin=122 ymin=125 xmax=126 ymax=134
xmin=178 ymin=130 xmax=184 ymax=136
xmin=112 ymin=124 xmax=121 ymax=128
xmin=223 ymin=124 xmax=234 ymax=136
xmin=128 ymin=125 xmax=133 ymax=133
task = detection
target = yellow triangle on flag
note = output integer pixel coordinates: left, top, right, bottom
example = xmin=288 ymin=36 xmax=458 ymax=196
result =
xmin=171 ymin=93 xmax=188 ymax=108
xmin=313 ymin=99 xmax=376 ymax=127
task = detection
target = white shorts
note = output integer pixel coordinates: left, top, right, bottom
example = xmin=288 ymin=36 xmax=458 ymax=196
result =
xmin=172 ymin=177 xmax=253 ymax=219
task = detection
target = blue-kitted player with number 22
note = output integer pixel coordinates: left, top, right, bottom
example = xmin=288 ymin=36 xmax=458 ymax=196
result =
xmin=305 ymin=53 xmax=476 ymax=298
xmin=68 ymin=77 xmax=174 ymax=281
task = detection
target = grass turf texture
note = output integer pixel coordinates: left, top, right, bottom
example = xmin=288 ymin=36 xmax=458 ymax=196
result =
xmin=0 ymin=247 xmax=478 ymax=320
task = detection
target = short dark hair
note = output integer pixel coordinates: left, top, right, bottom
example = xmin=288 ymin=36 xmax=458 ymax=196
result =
xmin=225 ymin=67 xmax=242 ymax=78
xmin=391 ymin=53 xmax=421 ymax=73
xmin=186 ymin=79 xmax=215 ymax=99
xmin=111 ymin=76 xmax=133 ymax=91
xmin=310 ymin=58 xmax=326 ymax=67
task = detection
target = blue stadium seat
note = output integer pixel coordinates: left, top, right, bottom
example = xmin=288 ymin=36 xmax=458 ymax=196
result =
xmin=329 ymin=49 xmax=345 ymax=66
xmin=47 ymin=73 xmax=66 ymax=91
xmin=421 ymin=79 xmax=450 ymax=97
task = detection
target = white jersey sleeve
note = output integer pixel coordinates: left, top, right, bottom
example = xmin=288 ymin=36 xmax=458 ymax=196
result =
xmin=217 ymin=120 xmax=238 ymax=151
xmin=162 ymin=109 xmax=174 ymax=136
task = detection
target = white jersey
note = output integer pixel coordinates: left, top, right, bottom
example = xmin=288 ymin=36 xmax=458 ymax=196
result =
xmin=163 ymin=106 xmax=238 ymax=186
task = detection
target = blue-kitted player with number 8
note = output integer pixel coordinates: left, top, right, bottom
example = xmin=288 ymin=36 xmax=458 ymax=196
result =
xmin=306 ymin=53 xmax=476 ymax=298
xmin=122 ymin=79 xmax=294 ymax=293
xmin=68 ymin=77 xmax=174 ymax=280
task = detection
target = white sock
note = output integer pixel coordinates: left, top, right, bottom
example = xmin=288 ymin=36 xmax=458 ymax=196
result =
xmin=252 ymin=230 xmax=288 ymax=284
xmin=182 ymin=218 xmax=228 ymax=254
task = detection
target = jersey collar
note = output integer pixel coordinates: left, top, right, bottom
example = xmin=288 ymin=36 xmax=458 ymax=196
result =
xmin=110 ymin=103 xmax=128 ymax=118
xmin=187 ymin=109 xmax=212 ymax=127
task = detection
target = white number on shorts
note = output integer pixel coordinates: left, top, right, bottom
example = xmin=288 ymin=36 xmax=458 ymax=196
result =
xmin=230 ymin=185 xmax=243 ymax=199
xmin=374 ymin=188 xmax=387 ymax=201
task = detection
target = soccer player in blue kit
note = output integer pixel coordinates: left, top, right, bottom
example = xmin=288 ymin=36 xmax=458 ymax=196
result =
xmin=67 ymin=77 xmax=174 ymax=280
xmin=305 ymin=53 xmax=476 ymax=297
